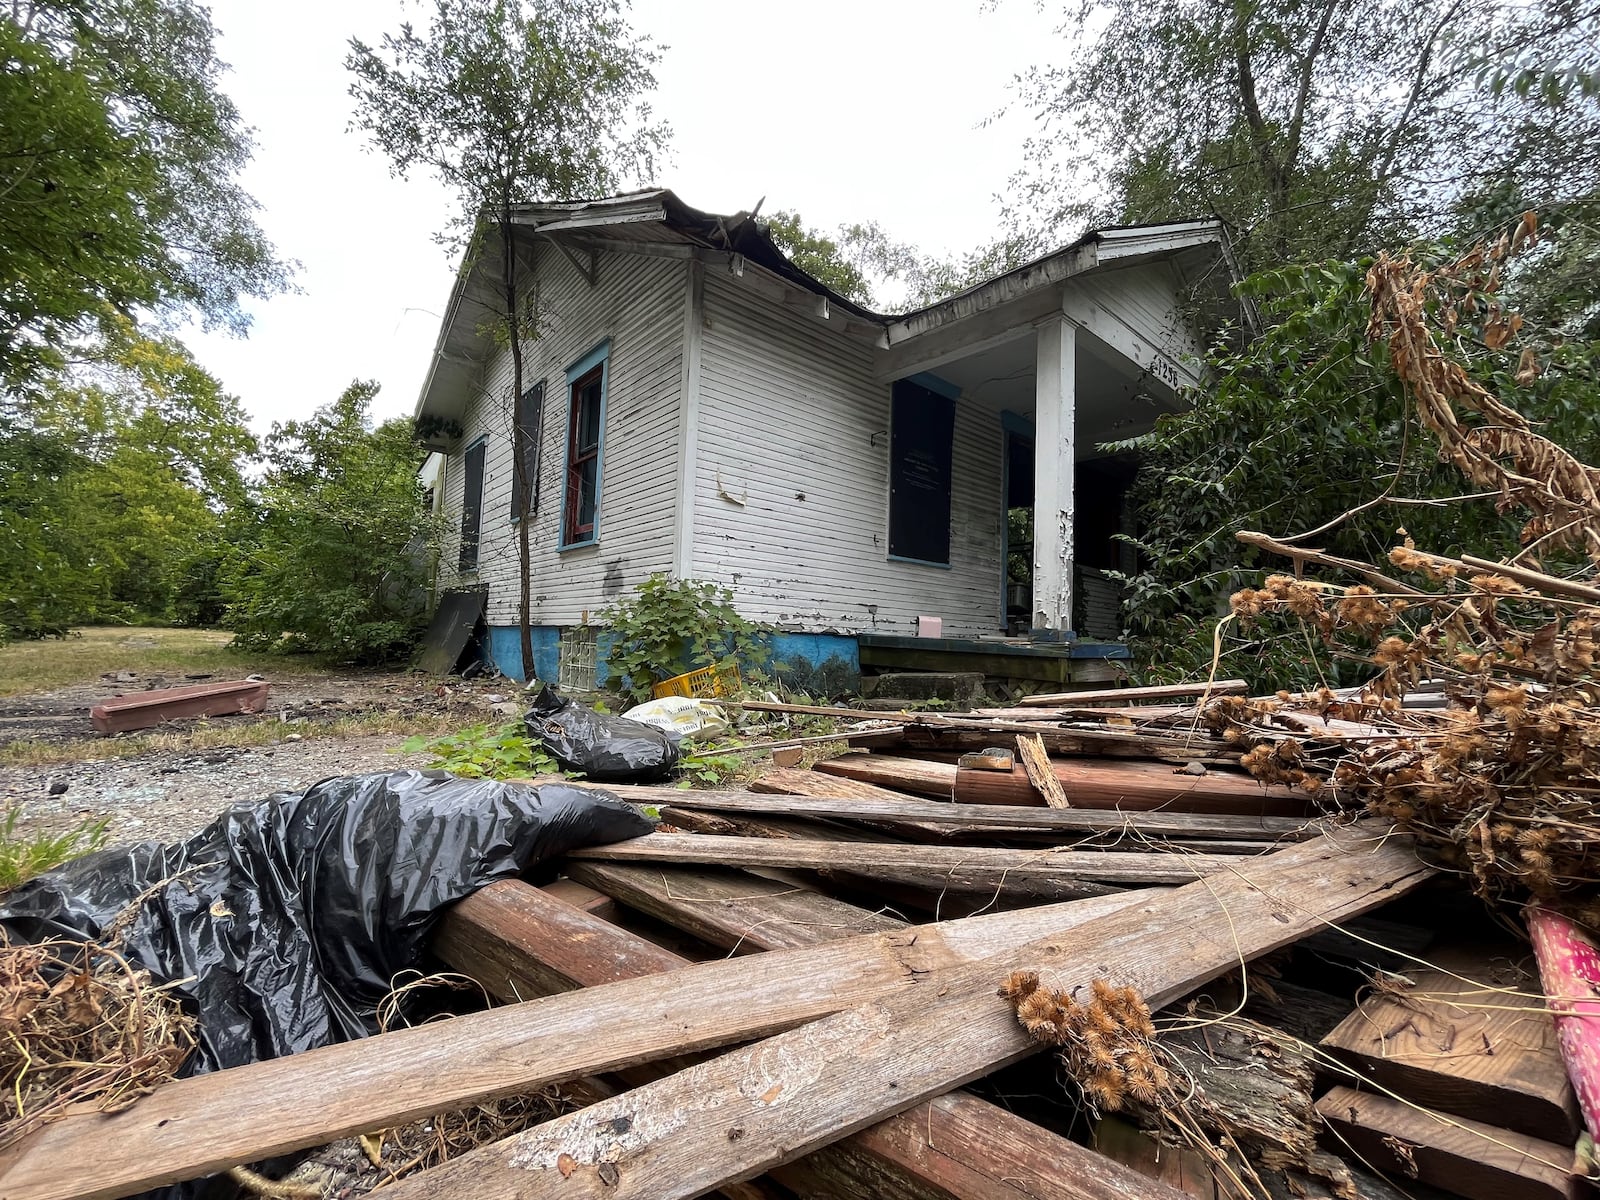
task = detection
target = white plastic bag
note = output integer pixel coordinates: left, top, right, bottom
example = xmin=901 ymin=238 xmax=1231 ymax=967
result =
xmin=625 ymin=696 xmax=730 ymax=741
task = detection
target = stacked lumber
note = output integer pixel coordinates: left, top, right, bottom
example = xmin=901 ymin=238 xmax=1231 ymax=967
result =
xmin=2 ymin=688 xmax=1592 ymax=1200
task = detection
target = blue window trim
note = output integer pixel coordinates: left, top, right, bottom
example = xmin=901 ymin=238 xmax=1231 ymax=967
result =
xmin=907 ymin=371 xmax=961 ymax=401
xmin=888 ymin=554 xmax=954 ymax=570
xmin=558 ymin=340 xmax=610 ymax=551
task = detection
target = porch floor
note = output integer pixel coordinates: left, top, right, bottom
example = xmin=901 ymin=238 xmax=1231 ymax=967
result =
xmin=856 ymin=633 xmax=1130 ymax=688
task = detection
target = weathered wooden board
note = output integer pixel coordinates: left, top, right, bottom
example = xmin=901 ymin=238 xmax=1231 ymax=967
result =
xmin=563 ymin=862 xmax=905 ymax=952
xmin=1018 ymin=680 xmax=1248 ymax=707
xmin=659 ymin=805 xmax=887 ymax=844
xmin=456 ymin=870 xmax=1178 ymax=1200
xmin=650 ymin=787 xmax=1313 ymax=843
xmin=779 ymin=1093 xmax=1195 ymax=1200
xmin=567 ymin=833 xmax=1231 ymax=894
xmin=378 ymin=826 xmax=1431 ymax=1200
xmin=0 ymin=889 xmax=1153 ymax=1200
xmin=887 ymin=724 xmax=1241 ymax=767
xmin=1321 ymin=944 xmax=1580 ymax=1141
xmin=953 ymin=761 xmax=1313 ymax=817
xmin=1315 ymin=1086 xmax=1578 ymax=1200
xmin=816 ymin=753 xmax=959 ymax=798
xmin=433 ymin=880 xmax=684 ymax=1001
xmin=814 ymin=753 xmax=1306 ymax=815
xmin=749 ymin=767 xmax=920 ymax=803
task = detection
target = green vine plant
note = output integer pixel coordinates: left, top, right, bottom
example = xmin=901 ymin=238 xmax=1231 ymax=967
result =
xmin=403 ymin=722 xmax=564 ymax=781
xmin=597 ymin=574 xmax=771 ymax=704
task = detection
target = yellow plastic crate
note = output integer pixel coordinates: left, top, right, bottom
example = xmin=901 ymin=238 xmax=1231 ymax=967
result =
xmin=652 ymin=661 xmax=741 ymax=700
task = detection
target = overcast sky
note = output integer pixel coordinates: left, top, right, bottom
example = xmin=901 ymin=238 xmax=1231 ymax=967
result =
xmin=184 ymin=0 xmax=1066 ymax=433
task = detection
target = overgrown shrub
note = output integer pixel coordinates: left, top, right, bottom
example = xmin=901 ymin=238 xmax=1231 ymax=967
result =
xmin=224 ymin=382 xmax=438 ymax=665
xmin=597 ymin=574 xmax=770 ymax=703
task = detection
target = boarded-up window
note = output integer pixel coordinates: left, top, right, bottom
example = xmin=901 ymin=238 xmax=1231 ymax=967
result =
xmin=510 ymin=381 xmax=544 ymax=520
xmin=459 ymin=437 xmax=486 ymax=571
xmin=563 ymin=355 xmax=606 ymax=546
xmin=887 ymin=379 xmax=956 ymax=566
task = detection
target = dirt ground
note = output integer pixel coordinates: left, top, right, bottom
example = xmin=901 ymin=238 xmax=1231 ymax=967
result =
xmin=0 ymin=642 xmax=524 ymax=845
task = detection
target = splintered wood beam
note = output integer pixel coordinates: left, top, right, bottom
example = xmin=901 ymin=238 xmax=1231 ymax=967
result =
xmin=615 ymin=788 xmax=1314 ymax=843
xmin=566 ymin=833 xmax=1229 ymax=893
xmin=1018 ymin=733 xmax=1072 ymax=808
xmin=378 ymin=825 xmax=1432 ymax=1200
xmin=1 ymin=888 xmax=1153 ymax=1200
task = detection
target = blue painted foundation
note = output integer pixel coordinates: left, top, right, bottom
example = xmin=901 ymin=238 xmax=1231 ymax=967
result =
xmin=484 ymin=625 xmax=561 ymax=684
xmin=482 ymin=625 xmax=860 ymax=694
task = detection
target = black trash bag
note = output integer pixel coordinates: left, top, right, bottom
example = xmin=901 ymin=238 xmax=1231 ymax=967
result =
xmin=0 ymin=769 xmax=654 ymax=1076
xmin=525 ymin=685 xmax=681 ymax=781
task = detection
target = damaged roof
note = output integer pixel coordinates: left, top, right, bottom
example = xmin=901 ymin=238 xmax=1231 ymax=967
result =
xmin=415 ymin=188 xmax=1235 ymax=422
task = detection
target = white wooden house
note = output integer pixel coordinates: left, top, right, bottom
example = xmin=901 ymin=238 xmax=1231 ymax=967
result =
xmin=414 ymin=191 xmax=1240 ymax=690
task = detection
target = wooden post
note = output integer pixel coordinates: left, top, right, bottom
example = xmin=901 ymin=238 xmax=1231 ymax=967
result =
xmin=1033 ymin=314 xmax=1076 ymax=634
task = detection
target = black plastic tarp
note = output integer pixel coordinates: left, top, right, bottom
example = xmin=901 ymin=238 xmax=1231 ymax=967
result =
xmin=525 ymin=686 xmax=681 ymax=781
xmin=0 ymin=769 xmax=654 ymax=1075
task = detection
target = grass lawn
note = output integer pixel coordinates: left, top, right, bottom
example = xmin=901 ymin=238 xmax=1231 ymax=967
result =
xmin=0 ymin=626 xmax=325 ymax=698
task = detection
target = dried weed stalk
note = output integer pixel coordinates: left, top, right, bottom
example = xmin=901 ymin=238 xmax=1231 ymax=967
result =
xmin=999 ymin=971 xmax=1173 ymax=1113
xmin=1208 ymin=225 xmax=1600 ymax=920
xmin=1367 ymin=212 xmax=1600 ymax=560
xmin=0 ymin=935 xmax=196 ymax=1150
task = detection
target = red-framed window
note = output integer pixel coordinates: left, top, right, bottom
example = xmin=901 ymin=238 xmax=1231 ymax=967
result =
xmin=563 ymin=364 xmax=604 ymax=545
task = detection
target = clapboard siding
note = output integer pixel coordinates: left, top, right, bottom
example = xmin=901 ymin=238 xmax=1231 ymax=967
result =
xmin=435 ymin=246 xmax=686 ymax=624
xmin=693 ymin=274 xmax=1006 ymax=637
xmin=1073 ymin=262 xmax=1199 ymax=364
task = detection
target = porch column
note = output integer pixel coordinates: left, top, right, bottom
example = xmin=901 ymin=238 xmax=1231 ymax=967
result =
xmin=1032 ymin=315 xmax=1076 ymax=635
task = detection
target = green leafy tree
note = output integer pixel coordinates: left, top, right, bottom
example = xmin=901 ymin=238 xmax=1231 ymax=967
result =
xmin=765 ymin=210 xmax=1043 ymax=310
xmin=0 ymin=322 xmax=255 ymax=638
xmin=225 ymin=382 xmax=437 ymax=665
xmin=348 ymin=0 xmax=669 ymax=679
xmin=764 ymin=211 xmax=876 ymax=304
xmin=1006 ymin=0 xmax=1600 ymax=268
xmin=0 ymin=0 xmax=288 ymax=392
xmin=1118 ymin=242 xmax=1600 ymax=691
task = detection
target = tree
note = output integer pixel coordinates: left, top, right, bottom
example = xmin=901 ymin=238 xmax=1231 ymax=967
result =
xmin=224 ymin=383 xmax=437 ymax=664
xmin=1005 ymin=0 xmax=1600 ymax=269
xmin=0 ymin=321 xmax=257 ymax=637
xmin=0 ymin=0 xmax=288 ymax=393
xmin=764 ymin=210 xmax=1043 ymax=310
xmin=348 ymin=0 xmax=668 ymax=679
xmin=764 ymin=211 xmax=877 ymax=304
xmin=1116 ymin=239 xmax=1600 ymax=691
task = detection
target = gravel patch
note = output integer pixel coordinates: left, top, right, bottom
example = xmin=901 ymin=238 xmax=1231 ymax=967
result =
xmin=1 ymin=734 xmax=434 ymax=846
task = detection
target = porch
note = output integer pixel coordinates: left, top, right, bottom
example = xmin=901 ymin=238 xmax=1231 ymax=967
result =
xmin=872 ymin=222 xmax=1234 ymax=643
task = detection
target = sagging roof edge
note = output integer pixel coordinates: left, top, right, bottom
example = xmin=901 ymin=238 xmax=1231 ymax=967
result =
xmin=414 ymin=189 xmax=1235 ymax=419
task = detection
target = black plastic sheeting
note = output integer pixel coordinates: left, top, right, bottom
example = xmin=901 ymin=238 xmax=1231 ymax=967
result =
xmin=525 ymin=686 xmax=680 ymax=781
xmin=0 ymin=769 xmax=654 ymax=1076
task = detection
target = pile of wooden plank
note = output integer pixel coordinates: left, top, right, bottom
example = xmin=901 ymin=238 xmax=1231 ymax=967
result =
xmin=0 ymin=681 xmax=1586 ymax=1200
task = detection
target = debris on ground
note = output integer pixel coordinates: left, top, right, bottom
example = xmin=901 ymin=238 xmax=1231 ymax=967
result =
xmin=5 ymin=235 xmax=1600 ymax=1200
